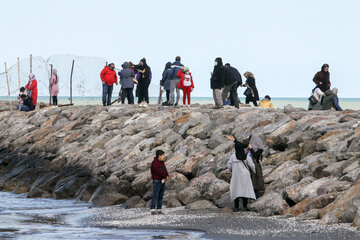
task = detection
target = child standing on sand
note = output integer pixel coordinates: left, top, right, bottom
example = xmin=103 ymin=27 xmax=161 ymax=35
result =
xmin=177 ymin=67 xmax=194 ymax=108
xmin=150 ymin=150 xmax=169 ymax=215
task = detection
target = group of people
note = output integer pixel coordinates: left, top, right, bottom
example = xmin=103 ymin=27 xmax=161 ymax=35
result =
xmin=149 ymin=134 xmax=266 ymax=214
xmin=308 ymin=64 xmax=343 ymax=111
xmin=16 ymin=70 xmax=59 ymax=111
xmin=100 ymin=58 xmax=153 ymax=107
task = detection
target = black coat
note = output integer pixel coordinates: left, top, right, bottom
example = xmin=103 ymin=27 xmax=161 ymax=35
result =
xmin=211 ymin=66 xmax=226 ymax=89
xmin=24 ymin=97 xmax=35 ymax=110
xmin=246 ymin=77 xmax=259 ymax=100
xmin=227 ymin=66 xmax=242 ymax=87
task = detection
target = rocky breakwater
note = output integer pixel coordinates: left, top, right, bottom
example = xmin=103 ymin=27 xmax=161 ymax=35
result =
xmin=0 ymin=104 xmax=360 ymax=229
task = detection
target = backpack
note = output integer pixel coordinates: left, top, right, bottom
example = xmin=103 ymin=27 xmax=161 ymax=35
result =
xmin=183 ymin=74 xmax=192 ymax=87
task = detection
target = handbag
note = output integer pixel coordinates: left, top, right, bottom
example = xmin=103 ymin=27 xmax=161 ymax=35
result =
xmin=308 ymin=95 xmax=318 ymax=105
xmin=243 ymin=88 xmax=252 ymax=97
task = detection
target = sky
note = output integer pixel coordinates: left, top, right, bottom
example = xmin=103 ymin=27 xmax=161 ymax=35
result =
xmin=0 ymin=0 xmax=359 ymax=98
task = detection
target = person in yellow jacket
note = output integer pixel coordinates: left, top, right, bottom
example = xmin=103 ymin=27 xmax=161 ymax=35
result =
xmin=259 ymin=95 xmax=274 ymax=109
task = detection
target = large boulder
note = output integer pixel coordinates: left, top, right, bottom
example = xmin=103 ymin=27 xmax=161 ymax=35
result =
xmin=250 ymin=192 xmax=289 ymax=215
xmin=189 ymin=172 xmax=229 ymax=201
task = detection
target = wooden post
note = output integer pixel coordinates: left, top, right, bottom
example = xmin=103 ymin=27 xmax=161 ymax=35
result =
xmin=49 ymin=64 xmax=53 ymax=105
xmin=30 ymin=54 xmax=32 ymax=74
xmin=17 ymin=57 xmax=21 ymax=90
xmin=158 ymin=80 xmax=163 ymax=105
xmin=4 ymin=62 xmax=12 ymax=111
xmin=70 ymin=60 xmax=75 ymax=105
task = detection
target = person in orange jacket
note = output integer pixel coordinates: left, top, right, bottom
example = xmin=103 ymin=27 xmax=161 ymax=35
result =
xmin=100 ymin=63 xmax=118 ymax=106
xmin=177 ymin=67 xmax=194 ymax=108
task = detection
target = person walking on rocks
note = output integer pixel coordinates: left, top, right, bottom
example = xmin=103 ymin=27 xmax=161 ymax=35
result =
xmin=322 ymin=87 xmax=343 ymax=111
xmin=50 ymin=69 xmax=59 ymax=106
xmin=210 ymin=57 xmax=225 ymax=109
xmin=177 ymin=67 xmax=194 ymax=108
xmin=243 ymin=72 xmax=259 ymax=106
xmin=222 ymin=63 xmax=240 ymax=108
xmin=25 ymin=73 xmax=38 ymax=108
xmin=150 ymin=150 xmax=169 ymax=215
xmin=169 ymin=56 xmax=184 ymax=106
xmin=100 ymin=63 xmax=118 ymax=106
xmin=118 ymin=62 xmax=135 ymax=104
xmin=313 ymin=63 xmax=331 ymax=92
xmin=135 ymin=58 xmax=151 ymax=107
xmin=160 ymin=62 xmax=172 ymax=105
xmin=225 ymin=63 xmax=242 ymax=106
xmin=248 ymin=134 xmax=265 ymax=198
xmin=226 ymin=135 xmax=256 ymax=212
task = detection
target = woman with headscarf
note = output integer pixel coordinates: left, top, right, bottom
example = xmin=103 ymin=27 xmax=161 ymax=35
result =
xmin=322 ymin=87 xmax=343 ymax=111
xmin=313 ymin=64 xmax=331 ymax=92
xmin=50 ymin=69 xmax=59 ymax=106
xmin=248 ymin=134 xmax=265 ymax=198
xmin=226 ymin=135 xmax=256 ymax=212
xmin=135 ymin=58 xmax=151 ymax=107
xmin=25 ymin=73 xmax=38 ymax=108
xmin=161 ymin=62 xmax=172 ymax=105
xmin=243 ymin=72 xmax=259 ymax=106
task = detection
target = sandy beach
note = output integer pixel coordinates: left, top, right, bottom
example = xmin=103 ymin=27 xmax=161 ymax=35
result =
xmin=87 ymin=206 xmax=360 ymax=240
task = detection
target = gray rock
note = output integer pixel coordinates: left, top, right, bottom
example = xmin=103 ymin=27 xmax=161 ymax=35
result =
xmin=123 ymin=196 xmax=146 ymax=209
xmin=177 ymin=187 xmax=202 ymax=205
xmin=250 ymin=192 xmax=289 ymax=215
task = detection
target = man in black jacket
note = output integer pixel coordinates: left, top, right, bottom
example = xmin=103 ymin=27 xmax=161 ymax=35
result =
xmin=210 ymin=57 xmax=225 ymax=109
xmin=223 ymin=63 xmax=241 ymax=108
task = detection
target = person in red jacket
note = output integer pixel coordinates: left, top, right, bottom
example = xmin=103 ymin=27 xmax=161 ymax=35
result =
xmin=150 ymin=149 xmax=169 ymax=215
xmin=177 ymin=67 xmax=194 ymax=108
xmin=25 ymin=73 xmax=38 ymax=108
xmin=100 ymin=63 xmax=118 ymax=106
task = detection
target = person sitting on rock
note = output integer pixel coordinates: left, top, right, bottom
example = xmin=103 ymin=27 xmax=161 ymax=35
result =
xmin=17 ymin=94 xmax=34 ymax=112
xmin=259 ymin=95 xmax=274 ymax=109
xmin=226 ymin=135 xmax=256 ymax=212
xmin=248 ymin=134 xmax=265 ymax=198
xmin=322 ymin=88 xmax=343 ymax=111
xmin=308 ymin=87 xmax=324 ymax=110
xmin=150 ymin=149 xmax=169 ymax=215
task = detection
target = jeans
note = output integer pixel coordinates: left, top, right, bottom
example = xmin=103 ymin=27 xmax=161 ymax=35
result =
xmin=121 ymin=88 xmax=134 ymax=104
xmin=102 ymin=83 xmax=113 ymax=106
xmin=169 ymin=79 xmax=180 ymax=104
xmin=17 ymin=105 xmax=30 ymax=111
xmin=150 ymin=179 xmax=166 ymax=209
xmin=221 ymin=82 xmax=239 ymax=108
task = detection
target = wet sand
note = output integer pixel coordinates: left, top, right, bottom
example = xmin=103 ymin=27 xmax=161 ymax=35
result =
xmin=87 ymin=206 xmax=360 ymax=240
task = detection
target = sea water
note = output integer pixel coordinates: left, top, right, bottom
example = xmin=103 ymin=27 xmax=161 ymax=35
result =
xmin=0 ymin=191 xmax=205 ymax=240
xmin=1 ymin=96 xmax=359 ymax=110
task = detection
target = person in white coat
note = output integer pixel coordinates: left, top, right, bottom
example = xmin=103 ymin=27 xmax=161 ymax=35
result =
xmin=226 ymin=135 xmax=256 ymax=212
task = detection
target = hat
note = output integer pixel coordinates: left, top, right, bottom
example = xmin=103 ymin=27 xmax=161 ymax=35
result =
xmin=184 ymin=67 xmax=190 ymax=72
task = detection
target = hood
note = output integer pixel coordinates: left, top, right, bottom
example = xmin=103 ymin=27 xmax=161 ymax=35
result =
xmin=122 ymin=62 xmax=129 ymax=69
xmin=215 ymin=57 xmax=223 ymax=67
xmin=165 ymin=62 xmax=171 ymax=69
xmin=324 ymin=89 xmax=334 ymax=96
xmin=332 ymin=88 xmax=338 ymax=95
xmin=141 ymin=58 xmax=147 ymax=66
